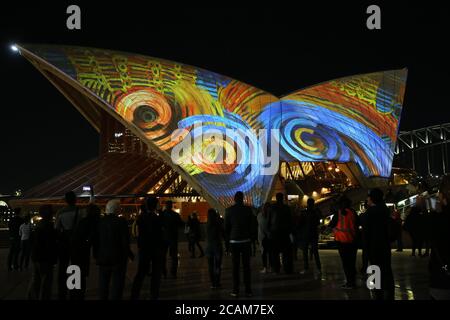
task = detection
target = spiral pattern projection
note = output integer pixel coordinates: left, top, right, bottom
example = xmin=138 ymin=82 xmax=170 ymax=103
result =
xmin=115 ymin=87 xmax=188 ymax=150
xmin=21 ymin=44 xmax=407 ymax=211
xmin=259 ymin=102 xmax=390 ymax=177
xmin=176 ymin=111 xmax=269 ymax=208
xmin=279 ymin=69 xmax=407 ymax=177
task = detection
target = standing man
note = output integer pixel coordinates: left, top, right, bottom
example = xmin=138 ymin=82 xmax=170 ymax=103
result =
xmin=366 ymin=188 xmax=395 ymax=300
xmin=131 ymin=197 xmax=164 ymax=300
xmin=392 ymin=208 xmax=404 ymax=252
xmin=55 ymin=191 xmax=80 ymax=300
xmin=161 ymin=200 xmax=184 ymax=279
xmin=225 ymin=191 xmax=254 ymax=297
xmin=28 ymin=205 xmax=57 ymax=300
xmin=19 ymin=214 xmax=33 ymax=270
xmin=7 ymin=208 xmax=23 ymax=271
xmin=404 ymin=196 xmax=426 ymax=257
xmin=94 ymin=199 xmax=132 ymax=300
xmin=300 ymin=198 xmax=322 ymax=275
xmin=268 ymin=193 xmax=294 ymax=274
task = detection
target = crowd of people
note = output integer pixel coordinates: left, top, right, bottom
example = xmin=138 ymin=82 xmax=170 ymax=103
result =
xmin=5 ymin=177 xmax=450 ymax=300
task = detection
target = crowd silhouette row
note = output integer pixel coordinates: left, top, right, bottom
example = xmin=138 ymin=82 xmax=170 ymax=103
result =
xmin=6 ymin=175 xmax=450 ymax=300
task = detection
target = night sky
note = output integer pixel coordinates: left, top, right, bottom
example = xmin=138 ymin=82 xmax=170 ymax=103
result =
xmin=1 ymin=1 xmax=449 ymax=193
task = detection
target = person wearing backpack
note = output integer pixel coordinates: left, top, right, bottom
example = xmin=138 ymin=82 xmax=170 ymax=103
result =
xmin=366 ymin=188 xmax=395 ymax=300
xmin=329 ymin=195 xmax=359 ymax=289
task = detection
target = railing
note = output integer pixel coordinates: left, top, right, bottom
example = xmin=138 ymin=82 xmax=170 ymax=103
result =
xmin=387 ymin=191 xmax=439 ymax=220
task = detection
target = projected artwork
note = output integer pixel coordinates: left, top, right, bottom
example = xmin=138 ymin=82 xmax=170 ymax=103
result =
xmin=19 ymin=45 xmax=407 ymax=210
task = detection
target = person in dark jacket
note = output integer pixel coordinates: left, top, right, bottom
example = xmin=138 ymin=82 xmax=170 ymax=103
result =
xmin=7 ymin=208 xmax=23 ymax=271
xmin=131 ymin=196 xmax=164 ymax=300
xmin=404 ymin=196 xmax=426 ymax=257
xmin=205 ymin=208 xmax=224 ymax=289
xmin=329 ymin=195 xmax=359 ymax=289
xmin=429 ymin=175 xmax=450 ymax=299
xmin=422 ymin=210 xmax=432 ymax=257
xmin=28 ymin=205 xmax=57 ymax=300
xmin=225 ymin=191 xmax=254 ymax=297
xmin=55 ymin=191 xmax=81 ymax=300
xmin=392 ymin=209 xmax=404 ymax=252
xmin=161 ymin=200 xmax=184 ymax=278
xmin=94 ymin=200 xmax=133 ymax=300
xmin=366 ymin=188 xmax=395 ymax=300
xmin=70 ymin=203 xmax=100 ymax=300
xmin=299 ymin=198 xmax=322 ymax=274
xmin=268 ymin=193 xmax=293 ymax=274
xmin=187 ymin=212 xmax=204 ymax=258
xmin=258 ymin=203 xmax=271 ymax=273
xmin=250 ymin=208 xmax=258 ymax=257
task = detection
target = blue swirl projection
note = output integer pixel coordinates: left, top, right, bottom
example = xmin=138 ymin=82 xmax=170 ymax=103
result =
xmin=259 ymin=101 xmax=393 ymax=177
xmin=177 ymin=111 xmax=266 ymax=205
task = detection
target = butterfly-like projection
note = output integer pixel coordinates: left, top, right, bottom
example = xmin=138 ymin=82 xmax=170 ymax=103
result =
xmin=17 ymin=45 xmax=407 ymax=212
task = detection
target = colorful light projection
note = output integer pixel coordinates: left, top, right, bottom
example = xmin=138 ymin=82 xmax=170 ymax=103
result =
xmin=19 ymin=45 xmax=407 ymax=210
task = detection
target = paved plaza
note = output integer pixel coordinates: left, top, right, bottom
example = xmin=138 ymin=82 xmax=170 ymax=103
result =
xmin=0 ymin=244 xmax=431 ymax=300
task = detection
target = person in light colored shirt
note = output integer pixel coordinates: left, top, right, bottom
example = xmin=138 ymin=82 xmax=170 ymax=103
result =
xmin=19 ymin=215 xmax=32 ymax=270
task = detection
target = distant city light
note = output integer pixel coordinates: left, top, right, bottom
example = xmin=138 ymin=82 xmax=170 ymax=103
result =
xmin=10 ymin=44 xmax=19 ymax=52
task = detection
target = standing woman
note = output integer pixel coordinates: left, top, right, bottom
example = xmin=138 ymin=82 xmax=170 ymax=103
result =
xmin=205 ymin=208 xmax=224 ymax=289
xmin=258 ymin=203 xmax=271 ymax=273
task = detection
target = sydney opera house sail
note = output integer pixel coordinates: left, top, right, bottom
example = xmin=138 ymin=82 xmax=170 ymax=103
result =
xmin=17 ymin=44 xmax=407 ymax=212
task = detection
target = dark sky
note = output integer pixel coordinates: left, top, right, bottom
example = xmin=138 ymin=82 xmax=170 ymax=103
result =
xmin=1 ymin=1 xmax=449 ymax=193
